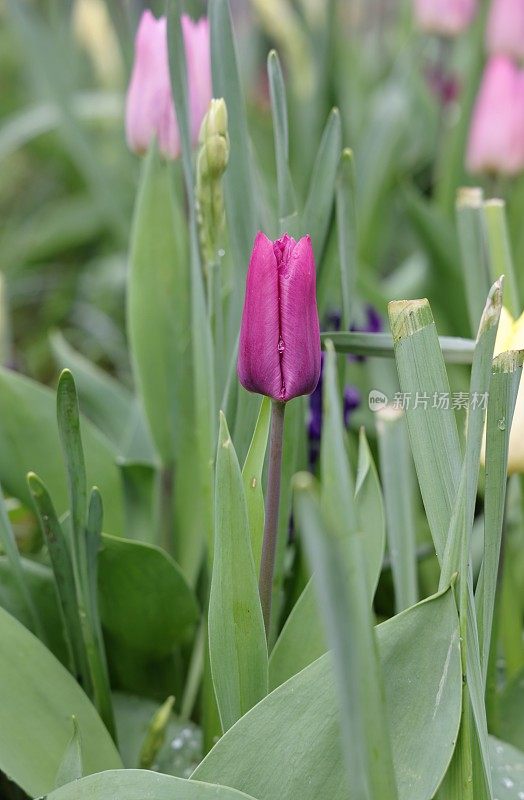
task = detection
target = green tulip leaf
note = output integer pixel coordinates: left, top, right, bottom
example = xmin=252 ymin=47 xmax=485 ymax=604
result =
xmin=195 ymin=587 xmax=462 ymax=800
xmin=42 ymin=769 xmax=260 ymax=800
xmin=0 ymin=606 xmax=121 ymax=797
xmin=0 ymin=366 xmax=123 ymax=534
xmin=98 ymin=534 xmax=199 ymax=658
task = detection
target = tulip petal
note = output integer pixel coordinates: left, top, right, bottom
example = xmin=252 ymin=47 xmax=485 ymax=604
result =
xmin=279 ymin=235 xmax=321 ymax=402
xmin=238 ymin=232 xmax=282 ymax=401
xmin=467 ymin=57 xmax=524 ymax=176
xmin=487 ymin=0 xmax=524 ymax=61
xmin=182 ymin=15 xmax=213 ymax=145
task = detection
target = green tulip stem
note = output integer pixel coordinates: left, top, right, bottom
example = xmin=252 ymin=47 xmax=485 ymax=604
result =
xmin=259 ymin=399 xmax=286 ymax=637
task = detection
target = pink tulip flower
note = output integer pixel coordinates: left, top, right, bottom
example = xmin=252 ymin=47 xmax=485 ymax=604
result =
xmin=238 ymin=233 xmax=321 ymax=403
xmin=487 ymin=0 xmax=524 ymax=61
xmin=413 ymin=0 xmax=477 ymax=36
xmin=466 ymin=56 xmax=524 ymax=175
xmin=125 ymin=10 xmax=212 ymax=160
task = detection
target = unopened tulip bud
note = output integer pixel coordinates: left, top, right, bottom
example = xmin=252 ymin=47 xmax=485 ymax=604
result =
xmin=487 ymin=0 xmax=524 ymax=61
xmin=125 ymin=11 xmax=211 ymax=160
xmin=198 ymin=99 xmax=230 ymax=179
xmin=73 ymin=0 xmax=123 ymax=87
xmin=413 ymin=0 xmax=477 ymax=36
xmin=238 ymin=233 xmax=321 ymax=403
xmin=466 ymin=56 xmax=524 ymax=176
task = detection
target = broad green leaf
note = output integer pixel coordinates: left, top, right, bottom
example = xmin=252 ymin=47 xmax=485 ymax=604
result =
xmin=50 ymin=330 xmax=155 ymax=463
xmin=389 ymin=299 xmax=462 ymax=563
xmin=0 ymin=556 xmax=66 ymax=664
xmin=44 ymin=771 xmax=259 ymax=800
xmin=268 ymin=578 xmax=324 ymax=691
xmin=0 ymin=481 xmax=43 ymax=640
xmin=209 ymin=413 xmax=267 ymax=732
xmin=295 ymin=473 xmax=398 ymax=799
xmin=376 ymin=408 xmax=418 ymax=612
xmin=355 ymin=427 xmax=386 ymax=598
xmin=242 ymin=397 xmax=271 ymax=574
xmin=489 ymin=736 xmax=524 ymax=799
xmin=0 ymin=366 xmax=123 ymax=534
xmin=98 ymin=534 xmax=199 ymax=658
xmin=0 ymin=606 xmax=121 ymax=797
xmin=194 ymin=587 xmax=462 ymax=800
xmin=267 ymin=49 xmax=297 ymax=228
xmin=302 ymin=108 xmax=342 ymax=264
xmin=127 ymin=142 xmax=189 ymax=466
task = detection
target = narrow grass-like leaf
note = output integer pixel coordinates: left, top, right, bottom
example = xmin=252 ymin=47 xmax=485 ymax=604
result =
xmin=56 ymin=372 xmax=116 ymax=740
xmin=241 ymin=397 xmax=271 ymax=574
xmin=57 ymin=369 xmax=88 ymax=568
xmin=54 ymin=717 xmax=83 ymax=789
xmin=302 ymin=108 xmax=342 ymax=263
xmin=294 ymin=473 xmax=398 ymax=800
xmin=50 ymin=331 xmax=155 ymax=463
xmin=209 ymin=413 xmax=268 ymax=732
xmin=336 ymin=148 xmax=357 ymax=329
xmin=376 ymin=408 xmax=418 ymax=611
xmin=209 ymin=0 xmax=258 ymax=269
xmin=439 ymin=279 xmax=502 ymax=589
xmin=484 ymin=199 xmax=520 ymax=319
xmin=476 ymin=350 xmax=524 ymax=680
xmin=267 ymin=50 xmax=297 ymax=228
xmin=325 ymin=331 xmax=476 ymax=363
xmin=27 ymin=471 xmax=89 ymax=687
xmin=0 ymin=366 xmax=123 ymax=534
xmin=456 ymin=187 xmax=491 ymax=336
xmin=389 ymin=299 xmax=462 ymax=561
xmin=0 ymin=482 xmax=43 ymax=641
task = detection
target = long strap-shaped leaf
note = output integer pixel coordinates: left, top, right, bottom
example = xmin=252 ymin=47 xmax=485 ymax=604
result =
xmin=476 ymin=350 xmax=524 ymax=681
xmin=295 ymin=474 xmax=398 ymax=800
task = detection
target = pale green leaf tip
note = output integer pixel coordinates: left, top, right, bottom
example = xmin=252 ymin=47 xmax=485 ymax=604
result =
xmin=456 ymin=186 xmax=483 ymax=209
xmin=477 ymin=276 xmax=503 ymax=339
xmin=27 ymin=471 xmax=42 ymax=495
xmin=218 ymin=410 xmax=232 ymax=448
xmin=388 ymin=299 xmax=432 ymax=342
xmin=484 ymin=197 xmax=505 ymax=210
xmin=493 ymin=348 xmax=524 ymax=374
